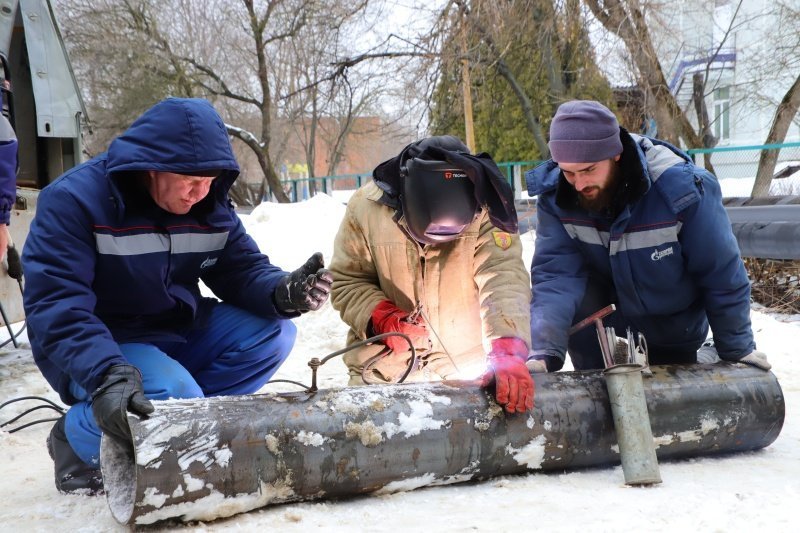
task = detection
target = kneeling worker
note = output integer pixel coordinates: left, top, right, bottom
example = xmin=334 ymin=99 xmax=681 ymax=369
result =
xmin=23 ymin=98 xmax=332 ymax=494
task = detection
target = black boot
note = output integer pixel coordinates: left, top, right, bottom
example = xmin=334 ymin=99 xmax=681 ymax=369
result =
xmin=46 ymin=415 xmax=104 ymax=495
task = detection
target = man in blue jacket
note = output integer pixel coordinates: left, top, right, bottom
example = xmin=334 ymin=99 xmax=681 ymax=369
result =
xmin=0 ymin=114 xmax=16 ymax=259
xmin=22 ymin=98 xmax=332 ymax=494
xmin=525 ymin=100 xmax=769 ymax=373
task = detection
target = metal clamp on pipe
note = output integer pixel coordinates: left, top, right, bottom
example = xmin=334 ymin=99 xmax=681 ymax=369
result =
xmin=604 ymin=363 xmax=661 ymax=485
xmin=571 ymin=307 xmax=662 ymax=485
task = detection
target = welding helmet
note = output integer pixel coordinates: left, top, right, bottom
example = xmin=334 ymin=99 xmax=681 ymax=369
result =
xmin=400 ymin=158 xmax=479 ymax=245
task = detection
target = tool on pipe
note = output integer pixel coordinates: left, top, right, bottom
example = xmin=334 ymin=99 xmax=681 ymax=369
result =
xmin=568 ymin=304 xmax=617 ymax=368
xmin=568 ymin=305 xmax=661 ymax=485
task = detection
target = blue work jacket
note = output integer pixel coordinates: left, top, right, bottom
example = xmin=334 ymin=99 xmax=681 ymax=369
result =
xmin=22 ymin=98 xmax=288 ymax=403
xmin=0 ymin=115 xmax=17 ymax=224
xmin=525 ymin=131 xmax=754 ymax=364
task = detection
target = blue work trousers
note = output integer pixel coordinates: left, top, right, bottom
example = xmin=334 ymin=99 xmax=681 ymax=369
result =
xmin=64 ymin=303 xmax=296 ymax=466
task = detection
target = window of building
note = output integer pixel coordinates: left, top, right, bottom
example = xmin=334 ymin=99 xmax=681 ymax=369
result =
xmin=714 ymin=87 xmax=730 ymax=141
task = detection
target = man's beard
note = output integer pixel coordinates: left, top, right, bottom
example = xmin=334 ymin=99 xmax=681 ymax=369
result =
xmin=576 ymin=167 xmax=620 ymax=213
xmin=577 ymin=186 xmax=616 ymax=212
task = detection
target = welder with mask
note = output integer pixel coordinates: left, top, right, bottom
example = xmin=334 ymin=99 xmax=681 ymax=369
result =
xmin=329 ymin=136 xmax=534 ymax=413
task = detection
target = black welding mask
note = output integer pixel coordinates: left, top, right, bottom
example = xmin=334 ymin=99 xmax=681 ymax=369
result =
xmin=400 ymin=158 xmax=479 ymax=245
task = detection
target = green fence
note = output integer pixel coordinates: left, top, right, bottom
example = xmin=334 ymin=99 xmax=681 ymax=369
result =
xmin=280 ymin=141 xmax=800 ymax=202
xmin=282 ymin=161 xmax=544 ymax=202
xmin=496 ymin=161 xmax=543 ymax=197
xmin=687 ymin=141 xmax=800 ymax=193
xmin=281 ymin=172 xmax=373 ymax=202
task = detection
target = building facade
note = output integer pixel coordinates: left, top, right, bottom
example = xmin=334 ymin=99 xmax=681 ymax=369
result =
xmin=652 ymin=0 xmax=800 ymax=180
xmin=659 ymin=0 xmax=799 ymax=146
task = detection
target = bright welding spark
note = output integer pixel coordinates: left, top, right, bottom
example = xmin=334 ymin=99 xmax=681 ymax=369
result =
xmin=449 ymin=360 xmax=489 ymax=381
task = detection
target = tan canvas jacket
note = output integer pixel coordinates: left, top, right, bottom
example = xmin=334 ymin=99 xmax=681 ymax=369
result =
xmin=330 ymin=181 xmax=531 ymax=383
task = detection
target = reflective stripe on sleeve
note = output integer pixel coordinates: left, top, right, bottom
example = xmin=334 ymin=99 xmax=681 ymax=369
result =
xmin=95 ymin=231 xmax=229 ymax=255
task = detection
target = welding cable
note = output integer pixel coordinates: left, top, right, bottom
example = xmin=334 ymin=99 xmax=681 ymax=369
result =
xmin=360 ymin=338 xmax=420 ymax=385
xmin=0 ymin=395 xmax=66 ymax=433
xmin=417 ymin=307 xmax=460 ymax=375
xmin=264 ymin=332 xmax=417 ymax=392
xmin=0 ymin=299 xmax=17 ymax=348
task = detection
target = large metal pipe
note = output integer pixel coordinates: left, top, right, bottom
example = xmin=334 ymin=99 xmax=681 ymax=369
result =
xmin=726 ymin=204 xmax=800 ymax=259
xmin=101 ymin=364 xmax=784 ymax=526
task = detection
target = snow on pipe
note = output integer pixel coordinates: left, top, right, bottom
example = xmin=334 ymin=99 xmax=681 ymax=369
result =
xmin=101 ymin=364 xmax=785 ymax=526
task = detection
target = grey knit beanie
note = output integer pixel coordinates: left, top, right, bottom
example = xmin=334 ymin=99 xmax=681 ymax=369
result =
xmin=548 ymin=100 xmax=623 ymax=163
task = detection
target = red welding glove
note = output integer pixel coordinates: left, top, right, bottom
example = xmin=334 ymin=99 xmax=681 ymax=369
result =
xmin=370 ymin=300 xmax=430 ymax=353
xmin=480 ymin=337 xmax=534 ymax=413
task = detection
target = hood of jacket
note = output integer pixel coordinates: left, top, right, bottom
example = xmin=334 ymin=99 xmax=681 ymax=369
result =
xmin=106 ymin=98 xmax=241 ymax=193
xmin=102 ymin=98 xmax=241 ymax=224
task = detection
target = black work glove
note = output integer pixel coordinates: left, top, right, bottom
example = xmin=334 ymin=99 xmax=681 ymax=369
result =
xmin=273 ymin=252 xmax=333 ymax=315
xmin=91 ymin=364 xmax=154 ymax=443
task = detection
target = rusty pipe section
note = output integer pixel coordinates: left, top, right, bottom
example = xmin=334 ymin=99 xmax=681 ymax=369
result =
xmin=101 ymin=364 xmax=784 ymax=525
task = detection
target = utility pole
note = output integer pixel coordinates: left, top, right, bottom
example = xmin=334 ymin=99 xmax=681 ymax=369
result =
xmin=460 ymin=21 xmax=476 ymax=153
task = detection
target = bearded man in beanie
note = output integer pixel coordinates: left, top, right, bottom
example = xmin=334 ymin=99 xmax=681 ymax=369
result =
xmin=524 ymin=100 xmax=769 ymax=373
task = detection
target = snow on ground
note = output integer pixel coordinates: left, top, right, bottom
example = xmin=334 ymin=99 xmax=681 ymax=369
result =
xmin=1 ymin=193 xmax=798 ymax=532
xmin=718 ymin=172 xmax=800 ymax=197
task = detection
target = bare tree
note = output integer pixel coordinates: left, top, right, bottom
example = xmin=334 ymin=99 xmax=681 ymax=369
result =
xmin=584 ymin=0 xmax=800 ymax=195
xmin=211 ymin=0 xmax=317 ymax=202
xmin=683 ymin=0 xmax=751 ymax=174
xmin=583 ymin=0 xmax=705 ymax=148
xmin=691 ymin=72 xmax=717 ymax=175
xmin=58 ymin=0 xmax=389 ymax=204
xmin=58 ymin=0 xmax=199 ymax=152
xmin=281 ymin=1 xmax=375 ymax=187
xmin=749 ymin=0 xmax=800 ymax=197
xmin=750 ymin=74 xmax=800 ymax=196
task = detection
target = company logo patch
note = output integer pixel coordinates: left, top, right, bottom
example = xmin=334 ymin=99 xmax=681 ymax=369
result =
xmin=200 ymin=257 xmax=218 ymax=269
xmin=650 ymin=246 xmax=674 ymax=261
xmin=492 ymin=231 xmax=512 ymax=250
xmin=444 ymin=171 xmax=467 ymax=180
